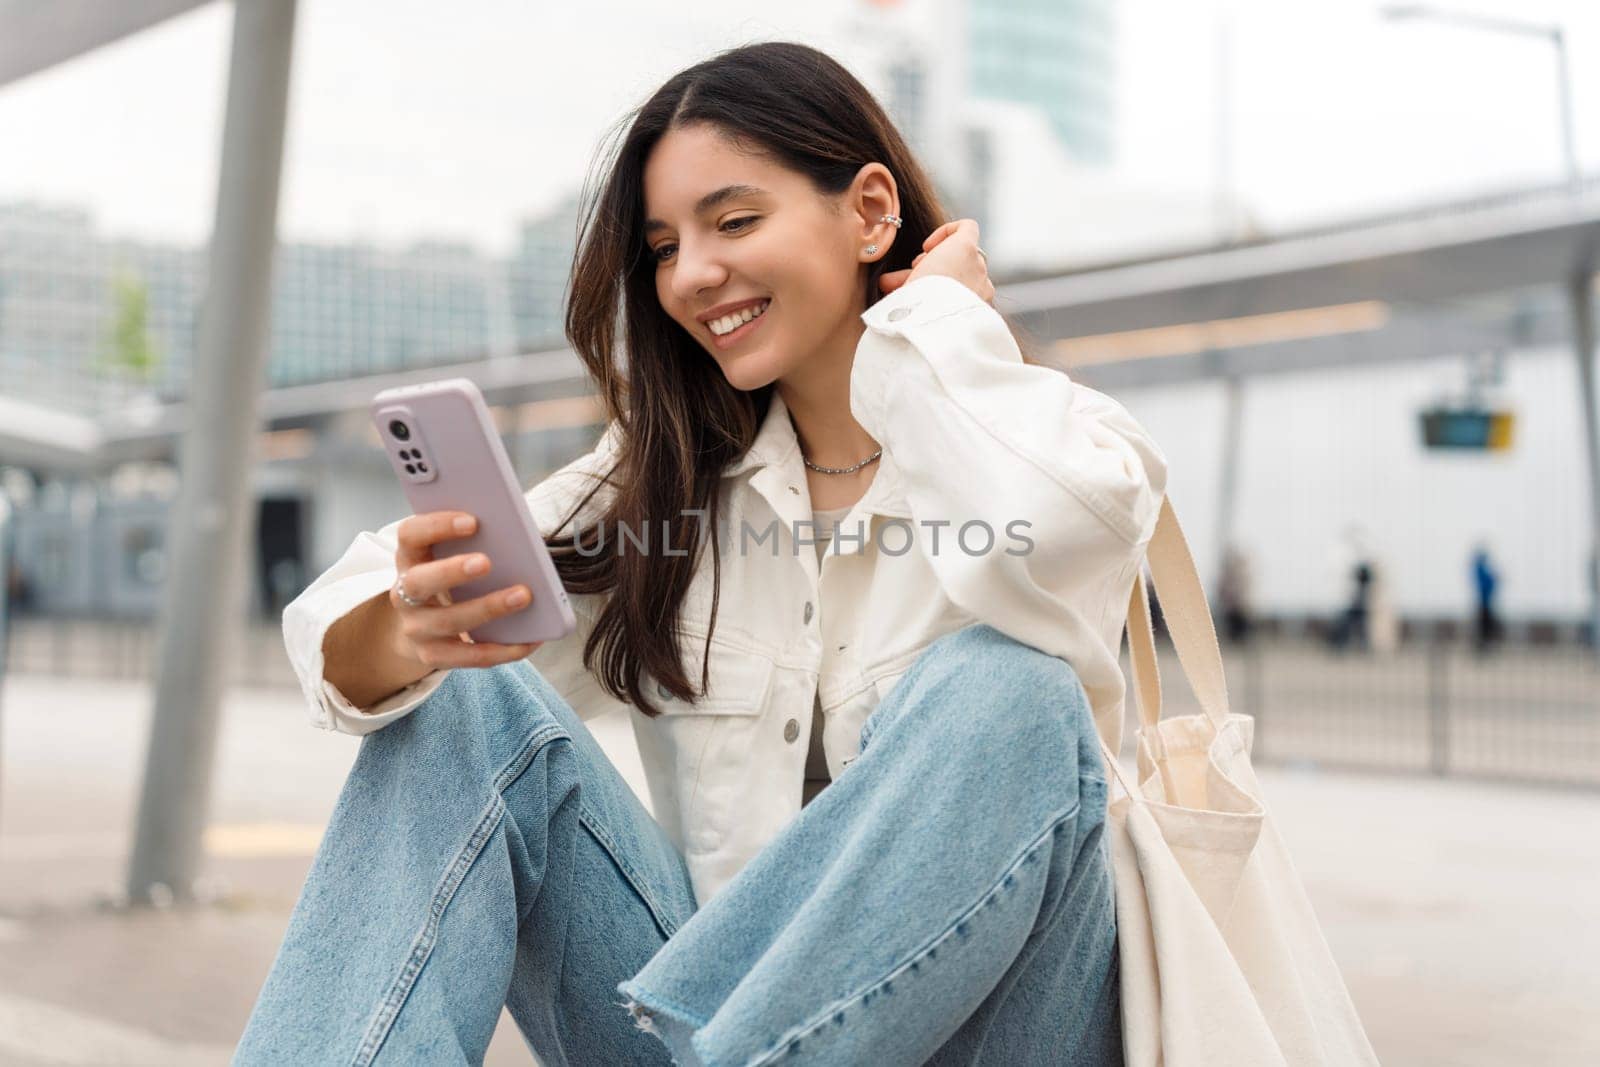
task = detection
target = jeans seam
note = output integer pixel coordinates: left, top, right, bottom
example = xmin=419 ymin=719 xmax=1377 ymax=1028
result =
xmin=352 ymin=792 xmax=509 ymax=1067
xmin=580 ymin=808 xmax=683 ymax=940
xmin=351 ymin=718 xmax=566 ymax=1065
xmin=745 ymin=799 xmax=1083 ymax=1067
xmin=499 ymin=712 xmax=685 ymax=942
xmin=492 ymin=722 xmax=568 ymax=793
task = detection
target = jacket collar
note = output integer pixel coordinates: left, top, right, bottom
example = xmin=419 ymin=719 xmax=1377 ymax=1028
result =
xmin=722 ymin=389 xmax=911 ymax=520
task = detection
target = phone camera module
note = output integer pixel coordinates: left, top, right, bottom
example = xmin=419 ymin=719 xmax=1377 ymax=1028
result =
xmin=389 ymin=419 xmax=411 ymax=441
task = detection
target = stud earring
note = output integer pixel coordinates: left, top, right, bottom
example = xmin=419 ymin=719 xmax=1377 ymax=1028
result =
xmin=865 ymin=244 xmax=878 ymax=255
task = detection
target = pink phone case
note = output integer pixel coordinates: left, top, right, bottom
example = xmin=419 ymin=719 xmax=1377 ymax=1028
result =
xmin=370 ymin=378 xmax=577 ymax=645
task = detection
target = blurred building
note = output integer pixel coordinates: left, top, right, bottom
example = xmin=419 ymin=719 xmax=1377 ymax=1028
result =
xmin=0 ymin=201 xmax=527 ymax=406
xmin=508 ymin=192 xmax=581 ymax=352
xmin=841 ymin=1 xmax=1203 ymax=273
xmin=968 ymin=0 xmax=1116 ymax=166
xmin=0 ymin=197 xmax=601 ymax=622
xmin=0 ymin=202 xmax=198 ymax=412
xmin=272 ymin=240 xmax=518 ymax=385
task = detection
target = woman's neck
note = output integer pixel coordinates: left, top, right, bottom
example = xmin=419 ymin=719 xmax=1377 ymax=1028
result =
xmin=778 ymin=356 xmax=880 ymax=512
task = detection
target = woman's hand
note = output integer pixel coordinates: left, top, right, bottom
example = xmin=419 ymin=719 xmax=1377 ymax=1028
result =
xmin=388 ymin=511 xmax=544 ymax=669
xmin=877 ymin=218 xmax=994 ymax=307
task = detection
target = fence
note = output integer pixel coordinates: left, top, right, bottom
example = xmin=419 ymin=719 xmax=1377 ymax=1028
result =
xmin=5 ymin=617 xmax=295 ymax=690
xmin=3 ymin=617 xmax=1597 ymax=789
xmin=1134 ymin=631 xmax=1600 ymax=789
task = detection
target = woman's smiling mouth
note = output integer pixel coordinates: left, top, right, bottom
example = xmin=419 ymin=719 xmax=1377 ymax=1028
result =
xmin=709 ymin=299 xmax=771 ymax=349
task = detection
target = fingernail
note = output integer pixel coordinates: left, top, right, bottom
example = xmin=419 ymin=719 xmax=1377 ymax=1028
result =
xmin=463 ymin=555 xmax=488 ymax=575
xmin=454 ymin=516 xmax=475 ymax=534
xmin=506 ymin=588 xmax=530 ymax=608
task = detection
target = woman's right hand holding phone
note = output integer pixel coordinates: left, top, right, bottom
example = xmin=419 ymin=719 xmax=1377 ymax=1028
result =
xmin=388 ymin=511 xmax=544 ymax=669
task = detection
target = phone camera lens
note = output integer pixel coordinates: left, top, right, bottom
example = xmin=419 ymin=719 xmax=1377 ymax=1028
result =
xmin=389 ymin=420 xmax=411 ymax=441
xmin=416 ymin=462 xmax=429 ymax=473
xmin=404 ymin=463 xmax=417 ymax=474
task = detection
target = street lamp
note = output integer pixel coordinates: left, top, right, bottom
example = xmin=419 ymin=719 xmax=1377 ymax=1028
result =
xmin=1380 ymin=3 xmax=1580 ymax=193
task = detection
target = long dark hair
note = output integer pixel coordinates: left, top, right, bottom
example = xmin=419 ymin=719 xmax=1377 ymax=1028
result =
xmin=548 ymin=41 xmax=1039 ymax=717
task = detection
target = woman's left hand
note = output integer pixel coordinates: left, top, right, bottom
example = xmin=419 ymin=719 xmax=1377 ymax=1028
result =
xmin=878 ymin=218 xmax=994 ymax=307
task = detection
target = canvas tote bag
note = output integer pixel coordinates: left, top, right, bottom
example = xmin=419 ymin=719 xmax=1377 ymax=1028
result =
xmin=1097 ymin=497 xmax=1381 ymax=1066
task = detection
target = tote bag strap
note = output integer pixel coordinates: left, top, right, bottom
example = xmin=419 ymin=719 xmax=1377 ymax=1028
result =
xmin=1107 ymin=496 xmax=1234 ymax=797
xmin=1126 ymin=566 xmax=1164 ymax=735
xmin=1127 ymin=496 xmax=1233 ymax=733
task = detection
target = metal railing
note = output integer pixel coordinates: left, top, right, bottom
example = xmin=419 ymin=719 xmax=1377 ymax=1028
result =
xmin=4 ymin=617 xmax=296 ymax=690
xmin=4 ymin=617 xmax=1597 ymax=788
xmin=1129 ymin=631 xmax=1600 ymax=789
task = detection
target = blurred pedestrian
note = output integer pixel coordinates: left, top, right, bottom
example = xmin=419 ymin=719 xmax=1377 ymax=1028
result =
xmin=5 ymin=561 xmax=29 ymax=613
xmin=1329 ymin=525 xmax=1374 ymax=653
xmin=1218 ymin=544 xmax=1254 ymax=645
xmin=1472 ymin=543 xmax=1502 ymax=655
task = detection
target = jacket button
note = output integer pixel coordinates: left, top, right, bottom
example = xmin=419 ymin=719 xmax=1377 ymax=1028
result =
xmin=656 ymin=681 xmax=673 ymax=700
xmin=887 ymin=305 xmax=913 ymax=322
xmin=803 ymin=601 xmax=814 ymax=624
xmin=784 ymin=719 xmax=800 ymax=743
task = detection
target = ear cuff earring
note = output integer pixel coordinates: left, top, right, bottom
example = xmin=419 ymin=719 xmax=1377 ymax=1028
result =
xmin=865 ymin=213 xmax=902 ymax=257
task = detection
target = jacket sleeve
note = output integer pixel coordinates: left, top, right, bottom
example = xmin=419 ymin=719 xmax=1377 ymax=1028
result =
xmin=849 ymin=273 xmax=1168 ymax=675
xmin=281 ymin=421 xmax=622 ymax=736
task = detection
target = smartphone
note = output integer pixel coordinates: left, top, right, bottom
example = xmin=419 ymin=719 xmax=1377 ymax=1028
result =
xmin=370 ymin=377 xmax=577 ymax=646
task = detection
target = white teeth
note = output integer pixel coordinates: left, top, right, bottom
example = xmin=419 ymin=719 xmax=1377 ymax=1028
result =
xmin=710 ymin=300 xmax=769 ymax=336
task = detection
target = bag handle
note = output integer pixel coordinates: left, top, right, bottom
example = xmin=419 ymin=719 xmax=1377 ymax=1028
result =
xmin=1127 ymin=496 xmax=1233 ymax=735
xmin=1103 ymin=496 xmax=1235 ymax=799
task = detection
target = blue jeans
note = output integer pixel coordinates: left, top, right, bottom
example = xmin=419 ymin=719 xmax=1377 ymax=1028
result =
xmin=235 ymin=623 xmax=1122 ymax=1066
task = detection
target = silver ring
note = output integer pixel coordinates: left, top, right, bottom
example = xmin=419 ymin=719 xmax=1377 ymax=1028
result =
xmin=394 ymin=571 xmax=428 ymax=608
xmin=976 ymin=246 xmax=988 ymax=264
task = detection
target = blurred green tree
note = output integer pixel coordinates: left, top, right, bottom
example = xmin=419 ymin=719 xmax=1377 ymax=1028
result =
xmin=99 ymin=271 xmax=163 ymax=384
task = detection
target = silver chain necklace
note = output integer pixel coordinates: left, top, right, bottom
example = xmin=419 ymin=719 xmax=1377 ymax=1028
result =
xmin=801 ymin=448 xmax=883 ymax=475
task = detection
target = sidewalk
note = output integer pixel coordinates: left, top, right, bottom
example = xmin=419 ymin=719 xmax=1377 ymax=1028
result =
xmin=1 ymin=672 xmax=1596 ymax=1065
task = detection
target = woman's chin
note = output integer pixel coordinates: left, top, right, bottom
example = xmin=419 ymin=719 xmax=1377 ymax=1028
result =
xmin=716 ymin=347 xmax=785 ymax=392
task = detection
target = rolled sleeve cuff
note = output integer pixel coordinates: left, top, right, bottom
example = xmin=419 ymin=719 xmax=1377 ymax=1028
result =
xmin=321 ymin=671 xmax=448 ymax=736
xmin=284 ymin=566 xmax=448 ymax=735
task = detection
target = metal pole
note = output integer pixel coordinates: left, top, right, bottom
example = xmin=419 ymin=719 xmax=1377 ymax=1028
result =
xmin=126 ymin=0 xmax=298 ymax=906
xmin=0 ymin=492 xmax=12 ymax=830
xmin=1215 ymin=373 xmax=1244 ymax=583
xmin=1552 ymin=29 xmax=1580 ymax=193
xmin=1569 ymin=269 xmax=1600 ymax=657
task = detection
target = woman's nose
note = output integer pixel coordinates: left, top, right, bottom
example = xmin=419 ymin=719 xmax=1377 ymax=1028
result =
xmin=671 ymin=243 xmax=726 ymax=302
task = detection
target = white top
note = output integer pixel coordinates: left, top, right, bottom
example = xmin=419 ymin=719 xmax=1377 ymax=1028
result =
xmin=280 ymin=273 xmax=1170 ymax=905
xmin=803 ymin=503 xmax=855 ymax=806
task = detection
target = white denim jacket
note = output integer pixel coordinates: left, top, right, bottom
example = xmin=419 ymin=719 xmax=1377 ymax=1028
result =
xmin=282 ymin=274 xmax=1169 ymax=905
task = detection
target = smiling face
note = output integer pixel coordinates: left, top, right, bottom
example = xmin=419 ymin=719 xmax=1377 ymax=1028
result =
xmin=642 ymin=123 xmax=895 ymax=393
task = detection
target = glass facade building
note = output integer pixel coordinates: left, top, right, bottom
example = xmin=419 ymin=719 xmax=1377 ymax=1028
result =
xmin=0 ymin=199 xmax=576 ymax=411
xmin=968 ymin=0 xmax=1116 ymax=165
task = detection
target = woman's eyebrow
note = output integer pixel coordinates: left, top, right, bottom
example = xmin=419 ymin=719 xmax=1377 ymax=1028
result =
xmin=644 ymin=184 xmax=769 ymax=235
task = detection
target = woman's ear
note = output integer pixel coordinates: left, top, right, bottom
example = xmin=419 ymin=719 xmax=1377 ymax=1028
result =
xmin=849 ymin=162 xmax=900 ymax=253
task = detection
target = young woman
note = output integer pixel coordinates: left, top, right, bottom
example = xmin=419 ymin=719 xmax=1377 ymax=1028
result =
xmin=238 ymin=41 xmax=1167 ymax=1067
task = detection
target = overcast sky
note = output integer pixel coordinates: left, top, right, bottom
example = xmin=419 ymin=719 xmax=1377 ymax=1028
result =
xmin=1 ymin=0 xmax=1596 ymax=257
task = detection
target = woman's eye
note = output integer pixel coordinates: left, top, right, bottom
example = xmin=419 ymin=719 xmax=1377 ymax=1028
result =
xmin=651 ymin=217 xmax=758 ymax=263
